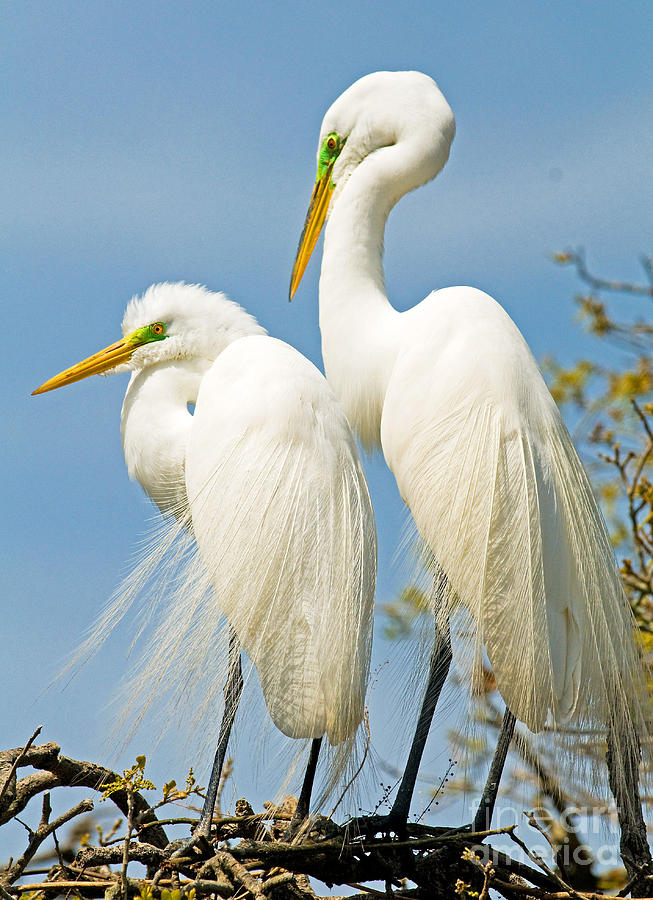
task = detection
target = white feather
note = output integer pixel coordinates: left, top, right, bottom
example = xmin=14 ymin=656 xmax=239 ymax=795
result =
xmin=382 ymin=287 xmax=645 ymax=738
xmin=186 ymin=335 xmax=375 ymax=743
xmin=301 ymin=71 xmax=651 ymax=806
xmin=61 ymin=283 xmax=376 ymax=799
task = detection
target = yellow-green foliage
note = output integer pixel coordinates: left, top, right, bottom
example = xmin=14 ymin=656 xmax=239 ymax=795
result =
xmin=101 ymin=755 xmax=156 ymax=799
xmin=161 ymin=891 xmax=195 ymax=900
xmin=609 ymin=359 xmax=653 ymax=400
xmin=544 ymin=356 xmax=595 ymax=407
xmin=161 ymin=767 xmax=200 ymax=803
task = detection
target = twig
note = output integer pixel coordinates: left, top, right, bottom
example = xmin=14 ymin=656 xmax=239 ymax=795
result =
xmin=50 ymin=828 xmax=68 ymax=879
xmin=120 ymin=792 xmax=134 ymax=899
xmin=213 ymin=758 xmax=233 ymax=819
xmin=74 ymin=843 xmax=165 ymax=869
xmin=344 ymin=882 xmax=410 ymax=898
xmin=526 ymin=812 xmax=581 ymax=889
xmin=214 ymin=850 xmax=266 ymax=900
xmin=526 ymin=812 xmax=560 ymax=853
xmin=0 ymin=728 xmax=42 ymax=807
xmin=509 ymin=823 xmax=585 ymax=900
xmin=563 ymin=249 xmax=653 ymax=298
xmin=1 ymin=796 xmax=94 ymax=887
xmin=486 ymin=879 xmax=653 ymax=900
xmin=631 ymin=399 xmax=653 ymax=442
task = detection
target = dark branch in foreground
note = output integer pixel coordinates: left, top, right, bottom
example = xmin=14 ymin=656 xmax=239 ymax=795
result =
xmin=2 ymin=741 xmax=651 ymax=899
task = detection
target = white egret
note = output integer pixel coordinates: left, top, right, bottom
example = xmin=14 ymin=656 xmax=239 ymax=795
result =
xmin=33 ymin=281 xmax=376 ymax=835
xmin=290 ymin=70 xmax=651 ymax=851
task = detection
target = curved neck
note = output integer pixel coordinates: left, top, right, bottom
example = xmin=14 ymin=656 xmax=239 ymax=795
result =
xmin=319 ymin=147 xmax=407 ymax=448
xmin=321 ymin=145 xmax=404 ymax=312
xmin=121 ymin=359 xmax=209 ymax=517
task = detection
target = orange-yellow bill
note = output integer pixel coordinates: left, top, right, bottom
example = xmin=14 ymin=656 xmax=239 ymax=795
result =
xmin=289 ymin=165 xmax=336 ymax=300
xmin=32 ymin=334 xmax=141 ymax=395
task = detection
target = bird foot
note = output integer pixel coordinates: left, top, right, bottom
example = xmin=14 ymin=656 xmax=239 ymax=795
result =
xmin=340 ymin=814 xmax=470 ymax=845
xmin=282 ymin=816 xmax=308 ymax=842
xmin=340 ymin=813 xmax=404 ymax=841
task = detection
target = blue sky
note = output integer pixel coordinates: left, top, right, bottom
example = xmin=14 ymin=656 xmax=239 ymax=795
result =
xmin=2 ymin=0 xmax=653 ymax=860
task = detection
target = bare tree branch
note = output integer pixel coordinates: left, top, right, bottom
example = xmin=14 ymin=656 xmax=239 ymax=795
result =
xmin=1 ymin=794 xmax=94 ymax=887
xmin=557 ymin=249 xmax=653 ymax=298
xmin=0 ymin=743 xmax=168 ymax=849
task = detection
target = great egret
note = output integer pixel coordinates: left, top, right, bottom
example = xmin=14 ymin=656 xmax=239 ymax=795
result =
xmin=290 ymin=71 xmax=651 ymax=843
xmin=33 ymin=281 xmax=376 ymax=835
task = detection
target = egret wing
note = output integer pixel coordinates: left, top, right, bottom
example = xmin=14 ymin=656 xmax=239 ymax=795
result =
xmin=186 ymin=335 xmax=376 ymax=744
xmin=382 ymin=288 xmax=645 ymax=735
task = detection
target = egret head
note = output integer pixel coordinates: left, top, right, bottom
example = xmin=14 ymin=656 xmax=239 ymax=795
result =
xmin=290 ymin=70 xmax=455 ymax=298
xmin=32 ymin=282 xmax=264 ymax=395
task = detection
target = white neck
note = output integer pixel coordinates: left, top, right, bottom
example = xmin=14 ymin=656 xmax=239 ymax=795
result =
xmin=121 ymin=359 xmax=210 ymax=517
xmin=319 ymin=146 xmax=411 ymax=448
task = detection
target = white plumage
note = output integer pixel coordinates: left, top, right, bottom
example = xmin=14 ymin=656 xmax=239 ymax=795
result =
xmin=185 ymin=333 xmax=374 ymax=742
xmin=290 ymin=71 xmax=650 ymax=797
xmin=381 ymin=286 xmax=634 ymax=732
xmin=34 ymin=281 xmax=376 ymax=761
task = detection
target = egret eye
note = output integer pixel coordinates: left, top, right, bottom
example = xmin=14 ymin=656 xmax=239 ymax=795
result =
xmin=316 ymin=133 xmax=344 ymax=182
xmin=151 ymin=322 xmax=166 ymax=336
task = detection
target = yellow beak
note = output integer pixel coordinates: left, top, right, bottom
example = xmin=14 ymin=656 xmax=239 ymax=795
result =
xmin=32 ymin=334 xmax=141 ymax=395
xmin=289 ymin=164 xmax=336 ymax=300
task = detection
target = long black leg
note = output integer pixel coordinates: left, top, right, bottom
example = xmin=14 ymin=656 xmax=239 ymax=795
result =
xmin=472 ymin=707 xmax=516 ymax=833
xmin=389 ymin=616 xmax=452 ymax=825
xmin=194 ymin=627 xmax=244 ymax=839
xmin=285 ymin=736 xmax=323 ymax=839
xmin=606 ymin=721 xmax=652 ymax=895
